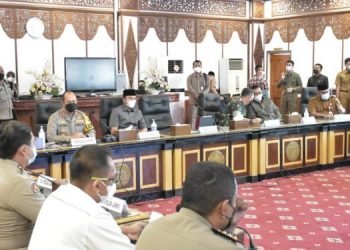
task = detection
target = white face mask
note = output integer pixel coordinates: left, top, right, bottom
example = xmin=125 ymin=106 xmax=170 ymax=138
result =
xmin=321 ymin=92 xmax=330 ymax=100
xmin=194 ymin=67 xmax=202 ymax=73
xmin=7 ymin=77 xmax=15 ymax=83
xmin=286 ymin=66 xmax=293 ymax=71
xmin=126 ymin=100 xmax=136 ymax=109
xmin=254 ymin=94 xmax=263 ymax=102
xmin=98 ymin=182 xmax=116 ymax=203
xmin=25 ymin=146 xmax=37 ymax=165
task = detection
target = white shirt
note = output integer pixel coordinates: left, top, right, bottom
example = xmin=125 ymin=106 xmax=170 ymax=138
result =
xmin=29 ymin=183 xmax=134 ymax=250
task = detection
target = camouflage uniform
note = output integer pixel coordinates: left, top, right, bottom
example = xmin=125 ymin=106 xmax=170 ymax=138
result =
xmin=0 ymin=159 xmax=45 ymax=249
xmin=308 ymin=95 xmax=344 ymax=117
xmin=47 ymin=109 xmax=95 ymax=143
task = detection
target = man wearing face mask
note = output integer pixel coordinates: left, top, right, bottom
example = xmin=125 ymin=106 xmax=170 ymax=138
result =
xmin=0 ymin=120 xmax=45 ymax=249
xmin=29 ymin=145 xmax=144 ymax=249
xmin=247 ymin=86 xmax=281 ymax=121
xmin=187 ymin=60 xmax=209 ymax=130
xmin=47 ymin=91 xmax=95 ymax=143
xmin=5 ymin=71 xmax=18 ymax=98
xmin=109 ymin=89 xmax=147 ymax=134
xmin=0 ymin=65 xmax=14 ymax=124
xmin=308 ymin=82 xmax=345 ymax=119
xmin=307 ymin=63 xmax=329 ymax=88
xmin=136 ymin=162 xmax=247 ymax=250
xmin=335 ymin=57 xmax=350 ymax=113
xmin=277 ymin=60 xmax=303 ymax=115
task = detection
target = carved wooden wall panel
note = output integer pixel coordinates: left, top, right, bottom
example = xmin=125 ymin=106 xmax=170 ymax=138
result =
xmin=139 ymin=0 xmax=246 ymax=17
xmin=10 ymin=0 xmax=113 ymax=8
xmin=121 ymin=0 xmax=138 ymax=10
xmin=0 ymin=8 xmax=15 ymax=39
xmin=139 ymin=17 xmax=248 ymax=44
xmin=124 ymin=21 xmax=138 ymax=87
xmin=0 ymin=7 xmax=114 ymax=40
xmin=138 ymin=16 xmax=167 ymax=42
xmin=272 ymin=0 xmax=350 ymax=17
xmin=253 ymin=0 xmax=264 ymax=18
xmin=16 ymin=9 xmax=52 ymax=39
xmin=168 ymin=18 xmax=196 ymax=43
xmin=265 ymin=13 xmax=350 ymax=44
xmin=197 ymin=19 xmax=223 ymax=43
xmin=253 ymin=27 xmax=264 ymax=66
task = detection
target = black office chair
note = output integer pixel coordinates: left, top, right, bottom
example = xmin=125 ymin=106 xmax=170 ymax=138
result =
xmin=99 ymin=97 xmax=123 ymax=135
xmin=301 ymin=87 xmax=318 ymax=114
xmin=198 ymin=93 xmax=222 ymax=124
xmin=35 ymin=101 xmax=61 ymax=135
xmin=139 ymin=95 xmax=173 ymax=132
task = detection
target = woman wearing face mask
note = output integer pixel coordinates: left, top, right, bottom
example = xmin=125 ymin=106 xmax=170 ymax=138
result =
xmin=109 ymin=89 xmax=147 ymax=135
xmin=5 ymin=71 xmax=18 ymax=98
xmin=0 ymin=66 xmax=14 ymax=124
xmin=46 ymin=91 xmax=96 ymax=143
xmin=308 ymin=82 xmax=345 ymax=119
xmin=0 ymin=121 xmax=46 ymax=249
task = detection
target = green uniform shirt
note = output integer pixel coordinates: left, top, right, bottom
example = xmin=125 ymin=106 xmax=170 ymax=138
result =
xmin=277 ymin=71 xmax=303 ymax=94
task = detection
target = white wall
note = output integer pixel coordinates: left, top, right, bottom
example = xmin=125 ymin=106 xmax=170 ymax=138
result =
xmin=0 ymin=25 xmax=16 ymax=80
xmin=167 ymin=29 xmax=195 ymax=89
xmin=314 ymin=27 xmax=342 ymax=88
xmin=289 ymin=29 xmax=313 ymax=85
xmin=17 ymin=34 xmax=52 ymax=94
xmin=87 ymin=26 xmax=115 ymax=58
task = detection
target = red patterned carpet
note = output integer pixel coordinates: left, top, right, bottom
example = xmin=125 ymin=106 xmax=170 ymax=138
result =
xmin=131 ymin=167 xmax=350 ymax=250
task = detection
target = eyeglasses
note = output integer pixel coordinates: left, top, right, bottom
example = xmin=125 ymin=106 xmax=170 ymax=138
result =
xmin=90 ymin=176 xmax=117 ymax=184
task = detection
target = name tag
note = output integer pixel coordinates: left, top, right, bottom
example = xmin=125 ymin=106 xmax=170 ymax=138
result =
xmin=301 ymin=116 xmax=316 ymax=124
xmin=333 ymin=114 xmax=350 ymax=122
xmin=71 ymin=137 xmax=96 ymax=147
xmin=198 ymin=125 xmax=218 ymax=134
xmin=100 ymin=197 xmax=129 ymax=216
xmin=264 ymin=119 xmax=281 ymax=127
xmin=36 ymin=175 xmax=55 ymax=190
xmin=138 ymin=131 xmax=160 ymax=140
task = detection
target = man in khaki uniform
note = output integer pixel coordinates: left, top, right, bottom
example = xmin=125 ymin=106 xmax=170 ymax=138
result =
xmin=308 ymin=82 xmax=345 ymax=119
xmin=0 ymin=65 xmax=13 ymax=124
xmin=187 ymin=60 xmax=209 ymax=130
xmin=136 ymin=162 xmax=248 ymax=250
xmin=47 ymin=91 xmax=95 ymax=143
xmin=335 ymin=57 xmax=350 ymax=113
xmin=0 ymin=121 xmax=45 ymax=249
xmin=277 ymin=60 xmax=303 ymax=115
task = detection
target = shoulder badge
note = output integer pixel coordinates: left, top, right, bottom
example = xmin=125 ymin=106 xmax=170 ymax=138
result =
xmin=212 ymin=228 xmax=239 ymax=244
xmin=31 ymin=183 xmax=41 ymax=194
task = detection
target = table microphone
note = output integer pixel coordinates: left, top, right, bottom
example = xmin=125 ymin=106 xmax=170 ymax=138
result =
xmin=99 ymin=118 xmax=117 ymax=142
xmin=236 ymin=226 xmax=258 ymax=250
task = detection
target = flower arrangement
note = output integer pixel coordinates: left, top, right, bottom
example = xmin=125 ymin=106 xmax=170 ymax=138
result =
xmin=143 ymin=65 xmax=169 ymax=93
xmin=27 ymin=61 xmax=61 ymax=98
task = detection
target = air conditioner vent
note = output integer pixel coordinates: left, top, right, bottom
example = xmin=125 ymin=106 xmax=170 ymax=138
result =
xmin=168 ymin=60 xmax=183 ymax=74
xmin=229 ymin=59 xmax=243 ymax=70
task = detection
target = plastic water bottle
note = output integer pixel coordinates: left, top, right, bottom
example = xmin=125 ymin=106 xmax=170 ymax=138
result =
xmin=151 ymin=119 xmax=157 ymax=131
xmin=304 ymin=108 xmax=309 ymax=118
xmin=38 ymin=126 xmax=46 ymax=148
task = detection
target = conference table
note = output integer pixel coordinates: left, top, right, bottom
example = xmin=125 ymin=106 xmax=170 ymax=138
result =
xmin=29 ymin=119 xmax=350 ymax=200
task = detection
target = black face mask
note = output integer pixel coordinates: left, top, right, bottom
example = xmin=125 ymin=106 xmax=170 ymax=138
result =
xmin=65 ymin=103 xmax=77 ymax=113
xmin=0 ymin=73 xmax=4 ymax=81
xmin=313 ymin=69 xmax=319 ymax=75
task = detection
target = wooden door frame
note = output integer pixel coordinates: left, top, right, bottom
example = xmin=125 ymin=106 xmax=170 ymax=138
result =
xmin=265 ymin=50 xmax=291 ymax=91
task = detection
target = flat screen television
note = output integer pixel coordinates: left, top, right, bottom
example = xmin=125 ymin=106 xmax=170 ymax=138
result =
xmin=64 ymin=57 xmax=116 ymax=93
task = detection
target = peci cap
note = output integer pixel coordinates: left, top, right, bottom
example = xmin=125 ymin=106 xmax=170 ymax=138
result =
xmin=123 ymin=89 xmax=137 ymax=97
xmin=317 ymin=82 xmax=329 ymax=91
